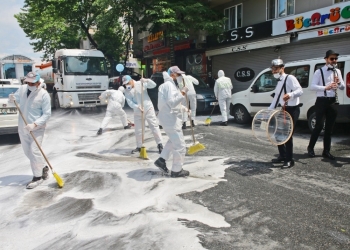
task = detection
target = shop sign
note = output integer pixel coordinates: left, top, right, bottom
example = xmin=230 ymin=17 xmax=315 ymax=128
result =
xmin=148 ymin=31 xmax=164 ymax=43
xmin=143 ymin=41 xmax=165 ymax=52
xmin=234 ymin=68 xmax=255 ymax=82
xmin=273 ymin=2 xmax=350 ymax=36
xmin=207 ymin=21 xmax=272 ymax=47
xmin=298 ymin=23 xmax=350 ymax=40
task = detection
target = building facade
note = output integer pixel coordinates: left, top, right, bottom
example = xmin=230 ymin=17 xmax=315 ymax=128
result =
xmin=0 ymin=55 xmax=34 ymax=81
xmin=206 ymin=0 xmax=350 ymax=93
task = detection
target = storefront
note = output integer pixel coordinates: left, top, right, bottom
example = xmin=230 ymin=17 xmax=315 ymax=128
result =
xmin=143 ymin=31 xmax=208 ymax=80
xmin=0 ymin=55 xmax=34 ymax=81
xmin=205 ymin=21 xmax=291 ymax=93
xmin=270 ymin=1 xmax=350 ymax=67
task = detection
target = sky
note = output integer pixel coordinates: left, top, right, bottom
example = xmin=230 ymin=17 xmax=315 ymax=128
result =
xmin=0 ymin=0 xmax=43 ymax=64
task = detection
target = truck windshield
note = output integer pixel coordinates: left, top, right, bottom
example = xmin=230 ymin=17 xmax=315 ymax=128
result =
xmin=64 ymin=56 xmax=108 ymax=75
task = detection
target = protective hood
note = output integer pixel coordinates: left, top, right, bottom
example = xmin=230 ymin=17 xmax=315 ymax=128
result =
xmin=163 ymin=71 xmax=174 ymax=83
xmin=218 ymin=70 xmax=225 ymax=78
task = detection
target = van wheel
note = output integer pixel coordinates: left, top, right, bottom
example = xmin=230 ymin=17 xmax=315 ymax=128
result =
xmin=54 ymin=93 xmax=60 ymax=109
xmin=308 ymin=112 xmax=325 ymax=135
xmin=233 ymin=105 xmax=250 ymax=124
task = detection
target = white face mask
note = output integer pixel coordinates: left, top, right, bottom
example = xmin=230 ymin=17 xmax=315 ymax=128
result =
xmin=176 ymin=76 xmax=183 ymax=83
xmin=27 ymin=85 xmax=38 ymax=91
xmin=273 ymin=73 xmax=281 ymax=79
xmin=327 ymin=63 xmax=337 ymax=69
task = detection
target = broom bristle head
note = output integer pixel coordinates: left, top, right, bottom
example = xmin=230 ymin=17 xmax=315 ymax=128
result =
xmin=139 ymin=147 xmax=149 ymax=159
xmin=187 ymin=142 xmax=205 ymax=155
xmin=53 ymin=172 xmax=65 ymax=188
xmin=204 ymin=117 xmax=211 ymax=125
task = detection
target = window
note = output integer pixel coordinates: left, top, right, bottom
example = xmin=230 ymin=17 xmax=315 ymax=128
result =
xmin=23 ymin=64 xmax=32 ymax=77
xmin=285 ymin=65 xmax=310 ymax=88
xmin=315 ymin=62 xmax=345 ymax=76
xmin=3 ymin=63 xmax=16 ymax=79
xmin=224 ymin=4 xmax=242 ymax=31
xmin=267 ymin=0 xmax=294 ymax=20
xmin=334 ymin=0 xmax=350 ymax=3
xmin=253 ymin=71 xmax=278 ymax=93
xmin=64 ymin=56 xmax=108 ymax=75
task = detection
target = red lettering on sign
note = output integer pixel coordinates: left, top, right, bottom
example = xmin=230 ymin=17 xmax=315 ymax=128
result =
xmin=285 ymin=20 xmax=295 ymax=31
xmin=311 ymin=13 xmax=321 ymax=26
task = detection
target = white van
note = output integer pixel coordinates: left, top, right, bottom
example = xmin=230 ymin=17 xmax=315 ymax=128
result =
xmin=230 ymin=55 xmax=350 ymax=131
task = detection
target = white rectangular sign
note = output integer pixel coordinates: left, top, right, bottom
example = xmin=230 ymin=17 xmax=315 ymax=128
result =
xmin=272 ymin=2 xmax=350 ymax=36
xmin=298 ymin=23 xmax=350 ymax=40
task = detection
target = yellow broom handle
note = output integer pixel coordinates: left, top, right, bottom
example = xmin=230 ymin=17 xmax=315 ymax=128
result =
xmin=141 ymin=70 xmax=144 ymax=144
xmin=14 ymin=100 xmax=54 ymax=172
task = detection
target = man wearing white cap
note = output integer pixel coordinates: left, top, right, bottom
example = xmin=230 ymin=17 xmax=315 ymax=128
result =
xmin=96 ymin=86 xmax=131 ymax=135
xmin=123 ymin=75 xmax=163 ymax=154
xmin=8 ymin=72 xmax=51 ymax=189
xmin=154 ymin=66 xmax=191 ymax=178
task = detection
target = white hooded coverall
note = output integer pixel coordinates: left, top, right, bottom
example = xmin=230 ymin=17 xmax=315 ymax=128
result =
xmin=178 ymin=74 xmax=199 ymax=122
xmin=214 ymin=70 xmax=233 ymax=122
xmin=100 ymin=89 xmax=128 ymax=129
xmin=125 ymin=79 xmax=162 ymax=148
xmin=14 ymin=85 xmax=51 ymax=177
xmin=158 ymin=72 xmax=188 ymax=172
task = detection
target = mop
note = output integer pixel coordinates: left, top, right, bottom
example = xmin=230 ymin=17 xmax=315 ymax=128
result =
xmin=139 ymin=70 xmax=148 ymax=159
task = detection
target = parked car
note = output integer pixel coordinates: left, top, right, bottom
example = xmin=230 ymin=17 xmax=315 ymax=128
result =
xmin=230 ymin=55 xmax=350 ymax=132
xmin=0 ymin=82 xmax=19 ymax=135
xmin=149 ymin=72 xmax=218 ymax=112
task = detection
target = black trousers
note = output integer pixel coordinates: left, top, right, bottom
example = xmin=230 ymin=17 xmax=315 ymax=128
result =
xmin=277 ymin=106 xmax=300 ymax=161
xmin=308 ymin=97 xmax=337 ymax=152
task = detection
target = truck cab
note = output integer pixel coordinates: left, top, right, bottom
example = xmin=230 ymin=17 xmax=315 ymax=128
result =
xmin=52 ymin=49 xmax=109 ymax=109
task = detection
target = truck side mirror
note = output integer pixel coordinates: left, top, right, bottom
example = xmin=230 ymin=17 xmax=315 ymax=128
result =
xmin=51 ymin=59 xmax=56 ymax=68
xmin=52 ymin=68 xmax=58 ymax=74
xmin=251 ymin=85 xmax=259 ymax=93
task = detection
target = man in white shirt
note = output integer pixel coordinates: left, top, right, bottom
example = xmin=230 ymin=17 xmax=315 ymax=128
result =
xmin=307 ymin=50 xmax=345 ymax=160
xmin=269 ymin=59 xmax=303 ymax=169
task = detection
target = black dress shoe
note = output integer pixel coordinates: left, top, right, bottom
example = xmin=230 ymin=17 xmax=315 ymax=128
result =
xmin=307 ymin=147 xmax=315 ymax=157
xmin=281 ymin=160 xmax=295 ymax=169
xmin=322 ymin=151 xmax=336 ymax=160
xmin=271 ymin=156 xmax=286 ymax=163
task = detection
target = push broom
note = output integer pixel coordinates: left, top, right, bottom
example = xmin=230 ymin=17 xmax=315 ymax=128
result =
xmin=14 ymin=100 xmax=64 ymax=188
xmin=139 ymin=70 xmax=148 ymax=159
xmin=182 ymin=81 xmax=205 ymax=155
xmin=204 ymin=96 xmax=218 ymax=126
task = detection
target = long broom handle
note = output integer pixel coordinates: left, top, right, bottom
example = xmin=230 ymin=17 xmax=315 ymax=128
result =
xmin=14 ymin=100 xmax=55 ymax=172
xmin=141 ymin=70 xmax=144 ymax=144
xmin=209 ymin=91 xmax=219 ymax=116
xmin=182 ymin=78 xmax=196 ymax=143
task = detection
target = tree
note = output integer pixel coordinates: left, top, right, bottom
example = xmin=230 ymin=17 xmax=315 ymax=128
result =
xmin=138 ymin=0 xmax=224 ymax=64
xmin=14 ymin=0 xmax=130 ymax=67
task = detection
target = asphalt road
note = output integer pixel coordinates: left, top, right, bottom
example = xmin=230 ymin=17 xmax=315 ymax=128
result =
xmin=1 ymin=109 xmax=350 ymax=249
xmin=181 ymin=119 xmax=350 ymax=249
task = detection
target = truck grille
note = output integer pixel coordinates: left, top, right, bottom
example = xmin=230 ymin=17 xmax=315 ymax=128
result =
xmin=78 ymin=93 xmax=100 ymax=101
xmin=76 ymin=83 xmax=101 ymax=89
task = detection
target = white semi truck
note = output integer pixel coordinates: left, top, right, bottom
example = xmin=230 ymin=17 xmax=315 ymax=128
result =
xmin=40 ymin=49 xmax=109 ymax=109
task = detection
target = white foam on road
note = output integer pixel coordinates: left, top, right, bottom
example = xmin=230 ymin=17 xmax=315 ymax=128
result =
xmin=0 ymin=109 xmax=230 ymax=249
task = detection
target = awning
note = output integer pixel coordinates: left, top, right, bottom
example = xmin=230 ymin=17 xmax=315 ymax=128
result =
xmin=205 ymin=35 xmax=290 ymax=57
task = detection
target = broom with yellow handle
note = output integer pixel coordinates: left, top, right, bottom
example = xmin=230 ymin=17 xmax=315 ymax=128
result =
xmin=139 ymin=70 xmax=148 ymax=159
xmin=14 ymin=100 xmax=64 ymax=188
xmin=182 ymin=79 xmax=205 ymax=155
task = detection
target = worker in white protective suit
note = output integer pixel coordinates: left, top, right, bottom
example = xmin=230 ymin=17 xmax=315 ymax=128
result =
xmin=154 ymin=66 xmax=191 ymax=178
xmin=177 ymin=73 xmax=199 ymax=129
xmin=97 ymin=86 xmax=131 ymax=135
xmin=8 ymin=72 xmax=51 ymax=189
xmin=123 ymin=75 xmax=163 ymax=154
xmin=214 ymin=70 xmax=233 ymax=126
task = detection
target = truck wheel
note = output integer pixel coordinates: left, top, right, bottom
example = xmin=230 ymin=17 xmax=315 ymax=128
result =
xmin=308 ymin=112 xmax=325 ymax=135
xmin=233 ymin=105 xmax=250 ymax=124
xmin=54 ymin=93 xmax=60 ymax=109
